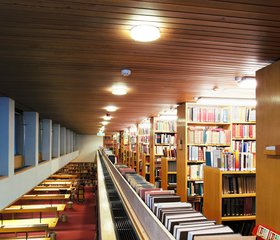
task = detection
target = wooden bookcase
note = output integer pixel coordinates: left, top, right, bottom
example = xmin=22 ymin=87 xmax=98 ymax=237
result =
xmin=177 ymin=103 xmax=256 ymax=208
xmin=204 ymin=166 xmax=256 ymax=224
xmin=141 ymin=153 xmax=151 ymax=182
xmin=150 ymin=116 xmax=177 ymax=186
xmin=113 ymin=133 xmax=120 ymax=160
xmin=103 ymin=134 xmax=114 ymax=151
xmin=57 ymin=162 xmax=96 ymax=186
xmin=137 ymin=119 xmax=150 ymax=175
xmin=120 ymin=130 xmax=129 ymax=165
xmin=161 ymin=157 xmax=177 ymax=190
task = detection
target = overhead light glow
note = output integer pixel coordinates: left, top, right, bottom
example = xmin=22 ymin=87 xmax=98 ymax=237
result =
xmin=130 ymin=25 xmax=160 ymax=42
xmin=196 ymin=97 xmax=256 ymax=106
xmin=103 ymin=114 xmax=112 ymax=121
xmin=105 ymin=105 xmax=118 ymax=112
xmin=237 ymin=77 xmax=257 ymax=89
xmin=112 ymin=85 xmax=128 ymax=95
xmin=159 ymin=115 xmax=178 ymax=120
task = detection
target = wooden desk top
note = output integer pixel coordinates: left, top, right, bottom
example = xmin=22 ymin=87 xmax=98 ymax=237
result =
xmin=33 ymin=187 xmax=73 ymax=192
xmin=36 ymin=184 xmax=73 ymax=189
xmin=1 ymin=218 xmax=59 ymax=228
xmin=0 ymin=223 xmax=49 ymax=233
xmin=0 ymin=238 xmax=50 ymax=240
xmin=41 ymin=181 xmax=73 ymax=185
xmin=50 ymin=174 xmax=77 ymax=179
xmin=6 ymin=204 xmax=66 ymax=212
xmin=0 ymin=206 xmax=57 ymax=214
xmin=22 ymin=194 xmax=70 ymax=200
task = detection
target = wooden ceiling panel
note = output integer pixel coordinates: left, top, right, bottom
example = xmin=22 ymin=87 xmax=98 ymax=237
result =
xmin=0 ymin=0 xmax=278 ymax=133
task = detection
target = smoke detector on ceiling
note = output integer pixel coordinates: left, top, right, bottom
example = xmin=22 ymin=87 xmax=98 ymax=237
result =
xmin=121 ymin=69 xmax=131 ymax=77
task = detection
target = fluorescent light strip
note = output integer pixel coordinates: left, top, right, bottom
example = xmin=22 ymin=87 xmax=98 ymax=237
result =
xmin=196 ymin=97 xmax=256 ymax=106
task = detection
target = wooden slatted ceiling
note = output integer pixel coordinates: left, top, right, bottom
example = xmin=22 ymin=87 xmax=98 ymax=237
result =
xmin=0 ymin=0 xmax=279 ymax=134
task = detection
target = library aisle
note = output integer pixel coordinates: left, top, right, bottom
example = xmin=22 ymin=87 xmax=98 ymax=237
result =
xmin=55 ymin=187 xmax=96 ymax=240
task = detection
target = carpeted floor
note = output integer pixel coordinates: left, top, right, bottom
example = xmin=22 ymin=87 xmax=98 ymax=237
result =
xmin=55 ymin=186 xmax=97 ymax=240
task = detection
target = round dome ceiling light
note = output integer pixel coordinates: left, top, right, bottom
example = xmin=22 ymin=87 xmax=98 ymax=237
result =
xmin=130 ymin=25 xmax=160 ymax=42
xmin=112 ymin=85 xmax=128 ymax=95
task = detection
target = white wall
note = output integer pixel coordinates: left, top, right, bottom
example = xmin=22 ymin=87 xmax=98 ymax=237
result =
xmin=72 ymin=134 xmax=103 ymax=163
xmin=0 ymin=151 xmax=79 ymax=209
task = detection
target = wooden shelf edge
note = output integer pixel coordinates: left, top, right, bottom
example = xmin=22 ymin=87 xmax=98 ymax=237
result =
xmin=221 ymin=215 xmax=256 ymax=221
xmin=222 ymin=193 xmax=256 ymax=198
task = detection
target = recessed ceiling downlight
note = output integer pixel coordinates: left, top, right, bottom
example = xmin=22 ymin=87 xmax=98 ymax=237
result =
xmin=130 ymin=25 xmax=160 ymax=42
xmin=105 ymin=105 xmax=118 ymax=112
xmin=112 ymin=85 xmax=128 ymax=95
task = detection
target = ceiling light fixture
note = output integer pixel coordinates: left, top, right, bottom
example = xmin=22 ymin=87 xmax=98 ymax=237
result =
xmin=112 ymin=84 xmax=128 ymax=95
xmin=236 ymin=76 xmax=257 ymax=89
xmin=101 ymin=121 xmax=109 ymax=126
xmin=130 ymin=25 xmax=160 ymax=42
xmin=105 ymin=105 xmax=118 ymax=112
xmin=196 ymin=97 xmax=256 ymax=106
xmin=103 ymin=113 xmax=112 ymax=121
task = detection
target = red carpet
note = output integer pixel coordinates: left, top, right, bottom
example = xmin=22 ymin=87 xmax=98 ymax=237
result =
xmin=55 ymin=187 xmax=97 ymax=240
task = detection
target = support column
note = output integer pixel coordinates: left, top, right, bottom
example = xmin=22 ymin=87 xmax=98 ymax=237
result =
xmin=42 ymin=119 xmax=52 ymax=161
xmin=0 ymin=97 xmax=15 ymax=176
xmin=52 ymin=124 xmax=60 ymax=158
xmin=60 ymin=127 xmax=66 ymax=155
xmin=66 ymin=129 xmax=71 ymax=154
xmin=176 ymin=103 xmax=188 ymax=202
xmin=23 ymin=112 xmax=39 ymax=166
xmin=70 ymin=131 xmax=74 ymax=152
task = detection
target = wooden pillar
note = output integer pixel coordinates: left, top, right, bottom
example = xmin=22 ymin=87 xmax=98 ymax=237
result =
xmin=176 ymin=103 xmax=188 ymax=202
xmin=256 ymin=60 xmax=280 ymax=229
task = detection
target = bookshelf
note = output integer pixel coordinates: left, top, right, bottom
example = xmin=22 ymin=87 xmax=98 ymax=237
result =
xmin=204 ymin=166 xmax=256 ymax=234
xmin=128 ymin=126 xmax=137 ymax=169
xmin=141 ymin=153 xmax=150 ymax=182
xmin=161 ymin=157 xmax=176 ymax=190
xmin=137 ymin=119 xmax=151 ymax=176
xmin=177 ymin=103 xmax=256 ymax=207
xmin=57 ymin=162 xmax=96 ymax=186
xmin=120 ymin=129 xmax=129 ymax=165
xmin=103 ymin=134 xmax=114 ymax=151
xmin=113 ymin=133 xmax=120 ymax=159
xmin=150 ymin=116 xmax=177 ymax=187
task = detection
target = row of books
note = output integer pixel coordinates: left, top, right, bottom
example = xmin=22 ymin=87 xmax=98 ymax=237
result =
xmin=188 ymin=146 xmax=207 ymax=161
xmin=232 ymin=124 xmax=256 ymax=139
xmin=188 ymin=165 xmax=204 ymax=180
xmin=232 ymin=140 xmax=256 ymax=153
xmin=168 ymin=174 xmax=177 ymax=184
xmin=188 ymin=127 xmax=231 ymax=145
xmin=231 ymin=106 xmax=256 ymax=122
xmin=155 ymin=133 xmax=176 ymax=144
xmin=163 ymin=146 xmax=177 ymax=158
xmin=187 ymin=181 xmax=203 ymax=196
xmin=114 ymin=163 xmax=249 ymax=240
xmin=139 ymin=127 xmax=150 ymax=135
xmin=155 ymin=120 xmax=176 ymax=132
xmin=140 ymin=135 xmax=150 ymax=143
xmin=144 ymin=190 xmax=236 ymax=240
xmin=188 ymin=106 xmax=230 ymax=123
xmin=206 ymin=150 xmax=256 ymax=171
xmin=222 ymin=197 xmax=256 ymax=217
xmin=168 ymin=161 xmax=177 ymax=172
xmin=140 ymin=144 xmax=150 ymax=154
xmin=222 ymin=175 xmax=255 ymax=194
